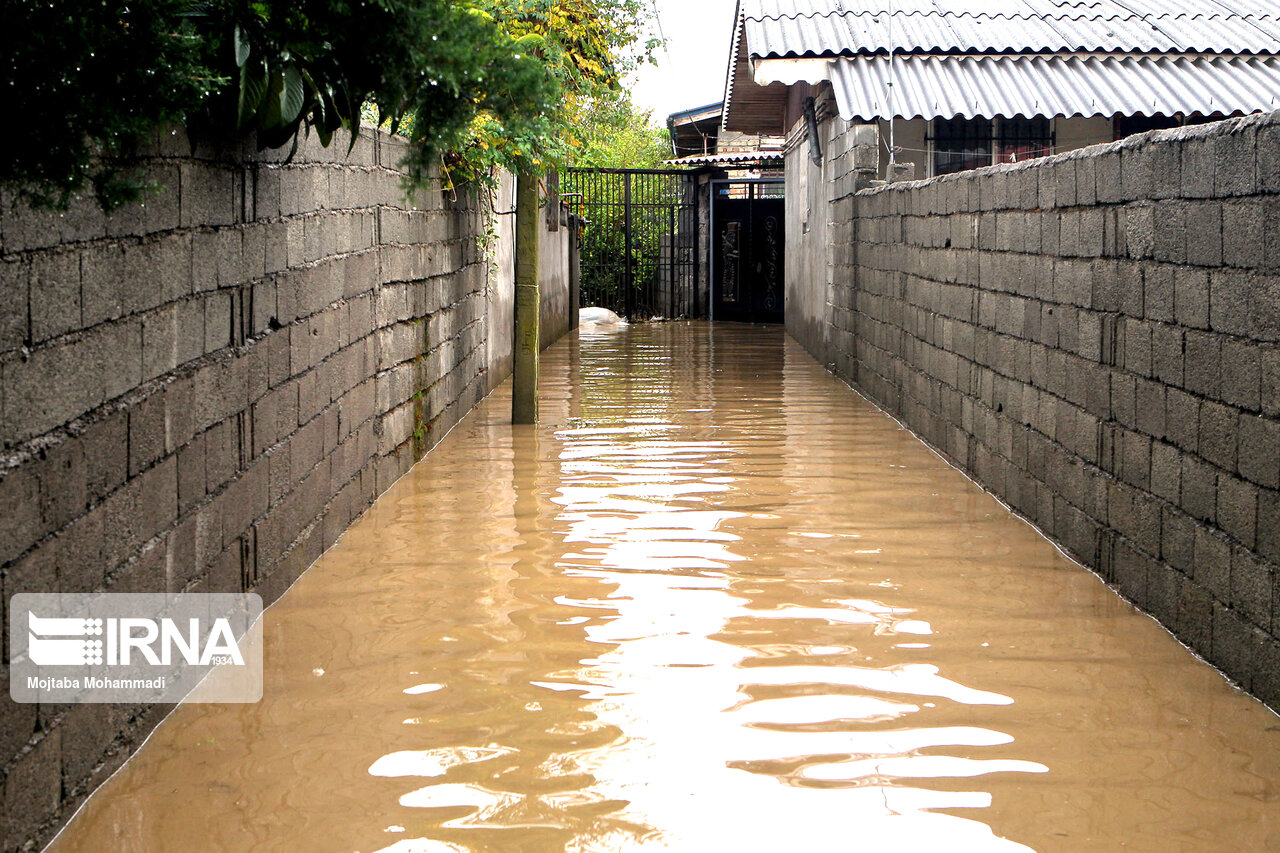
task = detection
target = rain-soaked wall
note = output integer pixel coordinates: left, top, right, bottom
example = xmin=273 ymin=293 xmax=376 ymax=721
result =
xmin=0 ymin=127 xmax=573 ymax=851
xmin=791 ymin=109 xmax=1280 ymax=712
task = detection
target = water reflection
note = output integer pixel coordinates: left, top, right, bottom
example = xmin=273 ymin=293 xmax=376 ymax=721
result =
xmin=49 ymin=323 xmax=1280 ymax=853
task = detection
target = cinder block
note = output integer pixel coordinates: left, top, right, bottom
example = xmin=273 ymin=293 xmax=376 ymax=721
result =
xmin=1153 ymin=201 xmax=1190 ymax=266
xmin=1182 ymin=454 xmax=1218 ymax=523
xmin=1162 ymin=504 xmax=1196 ymax=571
xmin=1182 ymin=330 xmax=1221 ymax=397
xmin=1053 ymin=162 xmax=1076 ymax=208
xmin=1120 ymin=428 xmax=1151 ymax=489
xmin=29 ymin=251 xmax=80 ymax=344
xmin=1184 ymin=201 xmax=1223 ymax=267
xmin=83 ymin=410 xmax=128 ymax=504
xmin=1255 ymin=635 xmax=1280 ymax=709
xmin=1121 ymin=144 xmax=1155 ymax=200
xmin=204 ymin=291 xmax=232 ymax=353
xmin=1042 ymin=211 xmax=1061 ymax=255
xmin=1125 ymin=203 xmax=1155 ymax=260
xmin=177 ymin=433 xmax=207 ymax=512
xmin=1210 ymin=602 xmax=1265 ymax=692
xmin=1113 ymin=537 xmax=1154 ymax=605
xmin=101 ymin=456 xmax=177 ymax=569
xmin=1076 ymin=156 xmax=1098 ymax=206
xmin=1150 ymin=324 xmax=1184 ymax=386
xmin=1195 ymin=526 xmax=1232 ymax=599
xmin=1151 ymin=439 xmax=1182 ymax=502
xmin=1264 ymin=196 xmax=1280 ymax=270
xmin=1259 ymin=488 xmax=1280 ymax=564
xmin=127 ymin=392 xmax=168 ymax=477
xmin=3 ymin=730 xmax=61 ymax=851
xmin=58 ymin=703 xmax=118 ymax=792
xmin=1142 ymin=265 xmax=1174 ymax=323
xmin=1214 ymin=124 xmax=1258 ymax=197
xmin=1259 ymin=121 xmax=1280 ymax=194
xmin=1219 ymin=474 xmax=1259 ymax=549
xmin=1222 ymin=200 xmax=1264 ymax=269
xmin=141 ymin=303 xmax=178 ymax=382
xmin=1096 ymin=150 xmax=1123 ymax=204
xmin=179 ymin=163 xmax=237 ymax=229
xmin=1203 ymin=267 xmax=1254 ymax=338
xmin=1174 ymin=267 xmax=1210 ymax=329
xmin=1149 ymin=139 xmax=1182 ymax=199
xmin=80 ymin=243 xmax=127 ymax=327
xmin=1238 ymin=414 xmax=1280 ymax=489
xmin=1135 ymin=378 xmax=1167 ymax=439
xmin=1180 ymin=136 xmax=1217 ymax=199
xmin=1219 ymin=338 xmax=1262 ymax=411
xmin=1148 ymin=559 xmax=1182 ymax=626
xmin=1198 ymin=401 xmax=1239 ymax=472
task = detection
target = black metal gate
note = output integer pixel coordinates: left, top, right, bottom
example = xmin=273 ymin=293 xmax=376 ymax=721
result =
xmin=564 ymin=168 xmax=699 ymax=320
xmin=712 ymin=179 xmax=785 ymax=324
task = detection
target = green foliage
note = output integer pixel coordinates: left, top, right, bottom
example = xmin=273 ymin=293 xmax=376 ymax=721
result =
xmin=3 ymin=0 xmax=655 ymax=211
xmin=569 ymin=91 xmax=671 ymax=169
xmin=2 ymin=0 xmax=221 ymax=210
xmin=444 ymin=0 xmax=660 ymax=187
xmin=216 ymin=0 xmax=556 ymax=190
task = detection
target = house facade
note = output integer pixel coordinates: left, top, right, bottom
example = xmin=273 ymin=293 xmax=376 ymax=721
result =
xmin=724 ymin=0 xmax=1280 ymax=182
xmin=712 ymin=0 xmax=1280 ymax=713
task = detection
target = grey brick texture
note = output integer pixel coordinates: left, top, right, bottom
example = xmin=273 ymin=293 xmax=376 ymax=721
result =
xmin=801 ymin=111 xmax=1280 ymax=716
xmin=0 ymin=126 xmax=573 ymax=851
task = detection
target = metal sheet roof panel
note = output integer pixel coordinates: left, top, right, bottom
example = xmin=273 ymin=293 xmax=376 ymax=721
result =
xmin=743 ymin=13 xmax=1280 ymax=56
xmin=745 ymin=0 xmax=1280 ymax=21
xmin=828 ymin=53 xmax=1280 ymax=120
xmin=741 ymin=0 xmax=1280 ymax=57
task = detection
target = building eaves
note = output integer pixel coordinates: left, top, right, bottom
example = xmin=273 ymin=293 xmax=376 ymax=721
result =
xmin=739 ymin=0 xmax=1280 ymax=58
xmin=828 ymin=52 xmax=1280 ymax=121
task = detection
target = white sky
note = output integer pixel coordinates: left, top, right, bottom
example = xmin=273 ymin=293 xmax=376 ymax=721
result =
xmin=625 ymin=0 xmax=740 ymax=126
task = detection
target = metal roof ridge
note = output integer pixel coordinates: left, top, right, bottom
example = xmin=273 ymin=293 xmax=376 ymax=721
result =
xmin=1107 ymin=0 xmax=1190 ymax=51
xmin=741 ymin=7 xmax=1280 ymax=22
xmin=722 ymin=3 xmax=747 ymax=130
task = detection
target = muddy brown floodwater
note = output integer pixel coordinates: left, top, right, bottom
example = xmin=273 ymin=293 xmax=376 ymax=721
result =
xmin=49 ymin=323 xmax=1280 ymax=852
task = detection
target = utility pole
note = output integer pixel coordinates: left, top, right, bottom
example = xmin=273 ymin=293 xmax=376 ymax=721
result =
xmin=512 ymin=171 xmax=540 ymax=424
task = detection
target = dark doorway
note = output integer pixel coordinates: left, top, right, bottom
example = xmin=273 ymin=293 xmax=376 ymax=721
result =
xmin=712 ymin=180 xmax=785 ymax=324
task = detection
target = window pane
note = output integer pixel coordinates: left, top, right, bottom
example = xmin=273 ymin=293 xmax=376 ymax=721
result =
xmin=934 ymin=117 xmax=993 ymax=176
xmin=996 ymin=117 xmax=1053 ymax=164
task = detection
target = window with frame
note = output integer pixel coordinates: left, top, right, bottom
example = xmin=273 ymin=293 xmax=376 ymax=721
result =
xmin=996 ymin=116 xmax=1053 ymax=165
xmin=932 ymin=116 xmax=1055 ymax=176
xmin=933 ymin=117 xmax=992 ymax=176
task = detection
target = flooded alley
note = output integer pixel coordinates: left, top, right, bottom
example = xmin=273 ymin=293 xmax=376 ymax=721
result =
xmin=50 ymin=323 xmax=1280 ymax=852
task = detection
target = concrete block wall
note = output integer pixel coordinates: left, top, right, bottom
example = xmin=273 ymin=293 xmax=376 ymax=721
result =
xmin=818 ymin=111 xmax=1280 ymax=711
xmin=785 ymin=107 xmax=877 ymax=362
xmin=0 ymin=127 xmax=571 ymax=850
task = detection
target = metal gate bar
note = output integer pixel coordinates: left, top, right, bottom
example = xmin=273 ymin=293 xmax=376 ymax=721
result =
xmin=564 ymin=168 xmax=700 ymax=321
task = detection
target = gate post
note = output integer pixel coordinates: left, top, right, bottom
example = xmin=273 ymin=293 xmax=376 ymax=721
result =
xmin=513 ymin=171 xmax=540 ymax=425
xmin=569 ymin=214 xmax=580 ymax=329
xmin=623 ymin=172 xmax=633 ymax=319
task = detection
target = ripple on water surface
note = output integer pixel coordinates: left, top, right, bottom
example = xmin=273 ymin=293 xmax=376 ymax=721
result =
xmin=50 ymin=324 xmax=1280 ymax=853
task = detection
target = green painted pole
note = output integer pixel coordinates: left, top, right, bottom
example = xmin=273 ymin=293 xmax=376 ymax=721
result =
xmin=512 ymin=170 xmax=540 ymax=425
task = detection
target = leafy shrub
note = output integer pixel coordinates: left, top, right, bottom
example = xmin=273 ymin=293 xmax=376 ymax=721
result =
xmin=2 ymin=0 xmax=653 ymax=212
xmin=2 ymin=0 xmax=221 ymax=210
xmin=2 ymin=0 xmax=558 ymax=211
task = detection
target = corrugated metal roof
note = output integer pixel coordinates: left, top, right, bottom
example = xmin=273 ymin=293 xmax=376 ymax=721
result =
xmin=741 ymin=0 xmax=1280 ymax=56
xmin=746 ymin=0 xmax=1280 ymax=21
xmin=746 ymin=12 xmax=1280 ymax=56
xmin=829 ymin=53 xmax=1280 ymax=120
xmin=663 ymin=152 xmax=786 ymax=167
